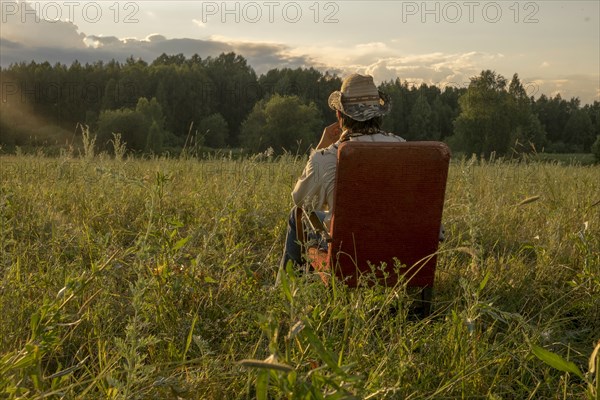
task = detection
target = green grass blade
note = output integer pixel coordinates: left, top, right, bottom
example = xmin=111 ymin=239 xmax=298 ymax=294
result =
xmin=182 ymin=313 xmax=198 ymax=361
xmin=532 ymin=345 xmax=585 ymax=380
xmin=302 ymin=327 xmax=344 ymax=376
xmin=256 ymin=369 xmax=269 ymax=400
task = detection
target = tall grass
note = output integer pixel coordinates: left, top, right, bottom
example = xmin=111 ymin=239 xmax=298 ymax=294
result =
xmin=0 ymin=153 xmax=598 ymax=398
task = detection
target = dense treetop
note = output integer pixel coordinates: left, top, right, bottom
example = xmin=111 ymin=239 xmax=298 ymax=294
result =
xmin=0 ymin=53 xmax=598 ymax=156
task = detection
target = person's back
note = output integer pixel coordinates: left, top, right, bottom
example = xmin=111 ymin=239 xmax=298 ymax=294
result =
xmin=281 ymin=73 xmax=405 ymax=271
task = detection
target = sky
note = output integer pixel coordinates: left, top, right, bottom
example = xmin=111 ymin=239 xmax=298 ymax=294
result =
xmin=1 ymin=0 xmax=599 ymax=104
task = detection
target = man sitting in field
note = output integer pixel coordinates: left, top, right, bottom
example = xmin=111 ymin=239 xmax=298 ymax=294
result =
xmin=280 ymin=73 xmax=406 ymax=272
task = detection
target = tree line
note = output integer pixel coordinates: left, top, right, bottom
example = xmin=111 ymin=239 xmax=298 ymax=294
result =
xmin=0 ymin=52 xmax=598 ymax=157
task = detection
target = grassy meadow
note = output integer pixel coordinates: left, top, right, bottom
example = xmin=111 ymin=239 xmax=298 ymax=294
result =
xmin=0 ymin=150 xmax=599 ymax=399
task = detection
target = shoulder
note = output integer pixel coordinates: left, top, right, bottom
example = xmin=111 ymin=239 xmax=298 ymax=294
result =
xmin=350 ymin=132 xmax=407 ymax=142
xmin=310 ymin=143 xmax=339 ymax=162
xmin=379 ymin=132 xmax=406 ymax=142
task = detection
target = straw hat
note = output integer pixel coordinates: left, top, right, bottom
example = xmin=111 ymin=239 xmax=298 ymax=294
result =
xmin=328 ymin=73 xmax=391 ymax=121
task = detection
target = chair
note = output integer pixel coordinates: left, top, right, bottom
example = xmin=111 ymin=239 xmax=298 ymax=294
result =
xmin=298 ymin=141 xmax=451 ymax=315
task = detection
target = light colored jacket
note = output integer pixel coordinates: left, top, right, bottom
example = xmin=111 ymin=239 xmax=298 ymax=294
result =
xmin=291 ymin=131 xmax=405 ymax=227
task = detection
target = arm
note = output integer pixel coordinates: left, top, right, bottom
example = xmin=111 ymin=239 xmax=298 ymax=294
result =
xmin=316 ymin=122 xmax=342 ymax=150
xmin=292 ymin=123 xmax=338 ymax=206
xmin=292 ymin=150 xmax=337 ymax=213
xmin=292 ymin=159 xmax=316 ymax=207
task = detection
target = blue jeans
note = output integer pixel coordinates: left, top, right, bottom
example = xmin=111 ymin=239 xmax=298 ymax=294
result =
xmin=280 ymin=207 xmax=328 ymax=271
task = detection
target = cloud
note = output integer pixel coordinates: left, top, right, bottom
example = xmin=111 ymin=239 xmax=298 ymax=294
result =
xmin=192 ymin=19 xmax=207 ymax=28
xmin=1 ymin=21 xmax=314 ymax=74
xmin=1 ymin=1 xmax=86 ymax=49
xmin=146 ymin=34 xmax=167 ymax=42
xmin=285 ymin=45 xmax=515 ymax=92
xmin=0 ymin=37 xmax=23 ymax=50
xmin=84 ymin=35 xmax=122 ymax=48
xmin=505 ymin=75 xmax=599 ymax=103
xmin=0 ymin=0 xmax=320 ymax=72
xmin=538 ymin=75 xmax=599 ymax=102
xmin=0 ymin=0 xmax=316 ymax=71
xmin=328 ymin=52 xmax=504 ymax=90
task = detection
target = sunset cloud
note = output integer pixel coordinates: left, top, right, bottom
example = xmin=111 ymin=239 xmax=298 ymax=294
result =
xmin=1 ymin=1 xmax=86 ymax=49
xmin=192 ymin=19 xmax=207 ymax=28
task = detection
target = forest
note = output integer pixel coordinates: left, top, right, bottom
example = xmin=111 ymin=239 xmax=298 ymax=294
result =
xmin=1 ymin=52 xmax=599 ymax=158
